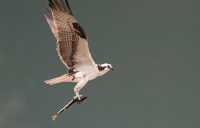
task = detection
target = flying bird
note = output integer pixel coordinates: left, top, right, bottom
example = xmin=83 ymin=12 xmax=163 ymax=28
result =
xmin=44 ymin=0 xmax=113 ymax=101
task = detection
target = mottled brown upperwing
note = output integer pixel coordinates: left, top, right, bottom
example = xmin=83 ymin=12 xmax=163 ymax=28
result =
xmin=47 ymin=0 xmax=94 ymax=70
xmin=56 ymin=29 xmax=79 ymax=69
xmin=72 ymin=23 xmax=87 ymax=39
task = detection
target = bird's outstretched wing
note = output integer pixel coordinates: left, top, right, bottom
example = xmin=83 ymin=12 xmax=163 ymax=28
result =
xmin=45 ymin=0 xmax=96 ymax=71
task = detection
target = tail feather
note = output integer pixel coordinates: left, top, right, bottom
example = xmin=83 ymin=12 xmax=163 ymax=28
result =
xmin=44 ymin=74 xmax=75 ymax=86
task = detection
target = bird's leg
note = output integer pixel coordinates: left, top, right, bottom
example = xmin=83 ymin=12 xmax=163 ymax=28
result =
xmin=74 ymin=87 xmax=82 ymax=101
xmin=73 ymin=88 xmax=85 ymax=104
xmin=73 ymin=77 xmax=88 ymax=102
xmin=73 ymin=92 xmax=85 ymax=104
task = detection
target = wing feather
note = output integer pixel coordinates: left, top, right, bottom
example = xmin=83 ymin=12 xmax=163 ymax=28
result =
xmin=45 ymin=0 xmax=96 ymax=71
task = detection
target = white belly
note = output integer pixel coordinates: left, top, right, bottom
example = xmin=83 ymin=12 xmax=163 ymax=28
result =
xmin=73 ymin=70 xmax=99 ymax=82
xmin=86 ymin=72 xmax=98 ymax=81
xmin=76 ymin=65 xmax=99 ymax=81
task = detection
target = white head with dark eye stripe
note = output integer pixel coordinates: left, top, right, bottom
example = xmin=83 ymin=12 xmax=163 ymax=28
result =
xmin=97 ymin=63 xmax=113 ymax=76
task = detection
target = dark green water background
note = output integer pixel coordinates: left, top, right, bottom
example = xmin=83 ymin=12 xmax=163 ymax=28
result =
xmin=0 ymin=0 xmax=199 ymax=128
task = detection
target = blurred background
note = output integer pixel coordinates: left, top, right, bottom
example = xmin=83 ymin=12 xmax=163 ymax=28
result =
xmin=0 ymin=0 xmax=200 ymax=128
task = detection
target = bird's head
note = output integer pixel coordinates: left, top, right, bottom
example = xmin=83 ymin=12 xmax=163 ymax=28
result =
xmin=97 ymin=63 xmax=113 ymax=76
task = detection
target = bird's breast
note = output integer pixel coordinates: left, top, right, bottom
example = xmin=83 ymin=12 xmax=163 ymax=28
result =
xmin=85 ymin=72 xmax=99 ymax=81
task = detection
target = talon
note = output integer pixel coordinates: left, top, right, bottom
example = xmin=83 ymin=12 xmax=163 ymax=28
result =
xmin=77 ymin=95 xmax=81 ymax=101
xmin=77 ymin=100 xmax=82 ymax=104
xmin=77 ymin=96 xmax=87 ymax=104
xmin=73 ymin=95 xmax=78 ymax=100
xmin=73 ymin=94 xmax=82 ymax=100
xmin=73 ymin=94 xmax=85 ymax=104
xmin=77 ymin=98 xmax=83 ymax=104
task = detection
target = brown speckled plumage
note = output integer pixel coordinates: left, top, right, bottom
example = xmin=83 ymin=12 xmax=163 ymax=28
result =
xmin=45 ymin=0 xmax=95 ymax=71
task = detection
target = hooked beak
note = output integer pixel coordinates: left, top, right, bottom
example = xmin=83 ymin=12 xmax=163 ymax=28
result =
xmin=110 ymin=67 xmax=114 ymax=71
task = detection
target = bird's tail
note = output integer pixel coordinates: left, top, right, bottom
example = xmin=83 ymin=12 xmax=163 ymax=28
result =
xmin=44 ymin=74 xmax=75 ymax=86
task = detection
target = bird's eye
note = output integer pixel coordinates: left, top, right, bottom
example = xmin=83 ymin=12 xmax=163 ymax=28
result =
xmin=107 ymin=65 xmax=113 ymax=70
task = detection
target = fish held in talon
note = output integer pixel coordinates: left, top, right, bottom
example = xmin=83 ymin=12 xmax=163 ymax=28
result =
xmin=51 ymin=96 xmax=88 ymax=120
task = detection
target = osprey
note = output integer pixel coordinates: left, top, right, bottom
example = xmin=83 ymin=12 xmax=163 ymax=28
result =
xmin=44 ymin=0 xmax=113 ymax=101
